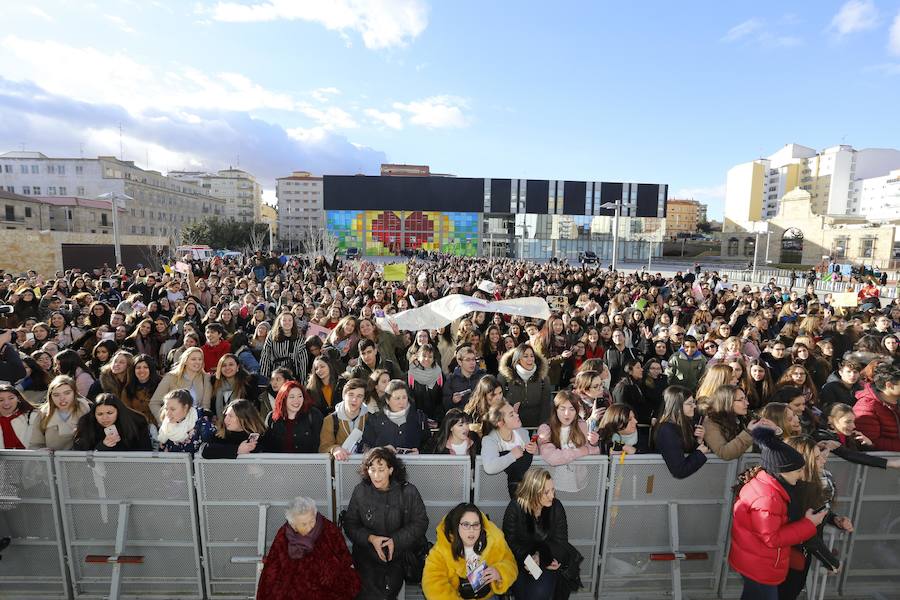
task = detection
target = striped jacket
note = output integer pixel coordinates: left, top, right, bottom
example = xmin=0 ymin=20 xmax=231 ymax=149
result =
xmin=259 ymin=335 xmax=309 ymax=383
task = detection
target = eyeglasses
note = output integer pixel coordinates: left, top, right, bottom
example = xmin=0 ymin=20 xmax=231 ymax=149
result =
xmin=459 ymin=521 xmax=482 ymax=530
xmin=684 ymin=399 xmax=697 ymax=406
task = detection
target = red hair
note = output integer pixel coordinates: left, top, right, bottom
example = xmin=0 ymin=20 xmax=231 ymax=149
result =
xmin=271 ymin=380 xmax=311 ymax=421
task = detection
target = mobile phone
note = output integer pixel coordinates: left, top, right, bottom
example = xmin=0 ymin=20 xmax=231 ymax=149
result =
xmin=396 ymin=448 xmax=411 ymax=455
xmin=25 ymin=333 xmax=35 ymax=342
xmin=813 ymin=504 xmax=828 ymax=514
xmin=247 ymin=433 xmax=260 ymax=443
xmin=455 ymin=388 xmax=471 ymax=397
xmin=103 ymin=425 xmax=118 ymax=437
xmin=374 ymin=308 xmax=385 ymax=319
xmin=101 ymin=332 xmax=115 ymax=341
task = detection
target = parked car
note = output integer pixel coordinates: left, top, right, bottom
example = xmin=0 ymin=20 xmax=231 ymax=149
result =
xmin=345 ymin=247 xmax=360 ymax=259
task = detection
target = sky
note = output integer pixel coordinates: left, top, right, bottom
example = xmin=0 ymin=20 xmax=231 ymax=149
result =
xmin=2 ymin=1 xmax=900 ymax=219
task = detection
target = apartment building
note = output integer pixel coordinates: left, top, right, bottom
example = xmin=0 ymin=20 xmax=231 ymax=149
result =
xmin=0 ymin=151 xmax=226 ymax=238
xmin=276 ymin=171 xmax=323 ymax=248
xmin=169 ymin=168 xmax=262 ymax=222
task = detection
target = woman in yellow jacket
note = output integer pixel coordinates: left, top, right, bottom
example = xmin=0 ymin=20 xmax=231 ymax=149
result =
xmin=422 ymin=502 xmax=517 ymax=600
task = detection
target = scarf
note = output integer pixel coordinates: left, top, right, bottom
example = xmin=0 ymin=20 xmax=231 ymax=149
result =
xmin=158 ymin=408 xmax=199 ymax=444
xmin=408 ymin=362 xmax=442 ymax=390
xmin=284 ymin=513 xmax=324 ymax=560
xmin=515 ymin=363 xmax=537 ymax=382
xmin=612 ymin=430 xmax=639 ymax=447
xmin=0 ymin=411 xmax=25 ymax=449
xmin=384 ymin=404 xmax=410 ymax=427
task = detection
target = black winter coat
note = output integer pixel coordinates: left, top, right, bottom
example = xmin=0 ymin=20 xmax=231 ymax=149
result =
xmin=604 ymin=345 xmax=640 ymax=389
xmin=819 ymin=373 xmax=861 ymax=409
xmin=343 ymin=480 xmax=428 ymax=567
xmin=442 ymin=367 xmax=486 ymax=413
xmin=200 ymin=429 xmax=262 ymax=459
xmin=260 ymin=408 xmax=324 ymax=453
xmin=502 ymin=497 xmax=573 ymax=572
xmin=361 ymin=407 xmax=430 ymax=451
xmin=653 ymin=422 xmax=707 ymax=479
xmin=498 ymin=353 xmax=550 ymax=429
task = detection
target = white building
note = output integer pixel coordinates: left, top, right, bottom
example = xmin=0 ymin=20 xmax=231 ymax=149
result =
xmin=724 ymin=144 xmax=900 ymax=231
xmin=855 ymin=168 xmax=900 ymax=222
xmin=0 ymin=151 xmax=225 ymax=238
xmin=276 ymin=171 xmax=324 ymax=250
xmin=169 ymin=168 xmax=262 ymax=223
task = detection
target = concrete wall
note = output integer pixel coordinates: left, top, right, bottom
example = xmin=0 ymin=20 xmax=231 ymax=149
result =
xmin=0 ymin=230 xmax=168 ymax=274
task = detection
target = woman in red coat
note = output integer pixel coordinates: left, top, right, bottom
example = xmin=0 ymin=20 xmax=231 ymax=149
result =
xmin=257 ymin=496 xmax=360 ymax=600
xmin=729 ymin=428 xmax=826 ymax=600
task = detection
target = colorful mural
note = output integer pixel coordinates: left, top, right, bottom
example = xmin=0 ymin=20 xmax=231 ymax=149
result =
xmin=327 ymin=210 xmax=479 ymax=256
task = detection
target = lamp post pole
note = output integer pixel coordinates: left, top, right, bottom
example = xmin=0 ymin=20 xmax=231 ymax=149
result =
xmin=599 ymin=201 xmax=624 ymax=271
xmin=98 ymin=192 xmax=133 ymax=266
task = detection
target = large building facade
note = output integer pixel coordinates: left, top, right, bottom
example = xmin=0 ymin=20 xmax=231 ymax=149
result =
xmin=724 ymin=144 xmax=900 ymax=231
xmin=323 ymin=176 xmax=668 ymax=259
xmin=169 ymin=168 xmax=262 ymax=222
xmin=276 ymin=171 xmax=324 ymax=250
xmin=0 ymin=151 xmax=225 ymax=239
xmin=665 ymin=198 xmax=703 ymax=238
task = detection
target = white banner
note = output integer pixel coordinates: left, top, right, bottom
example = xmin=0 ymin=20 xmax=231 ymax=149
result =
xmin=377 ymin=294 xmax=550 ymax=332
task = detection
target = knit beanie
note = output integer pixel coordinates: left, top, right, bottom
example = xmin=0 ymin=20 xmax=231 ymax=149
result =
xmin=752 ymin=427 xmax=805 ymax=474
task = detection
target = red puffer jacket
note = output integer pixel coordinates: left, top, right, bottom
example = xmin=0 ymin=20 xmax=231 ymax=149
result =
xmin=854 ymin=384 xmax=900 ymax=451
xmin=729 ymin=470 xmax=817 ymax=585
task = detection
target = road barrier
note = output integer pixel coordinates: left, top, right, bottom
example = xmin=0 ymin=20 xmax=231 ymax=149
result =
xmin=0 ymin=450 xmax=897 ymax=599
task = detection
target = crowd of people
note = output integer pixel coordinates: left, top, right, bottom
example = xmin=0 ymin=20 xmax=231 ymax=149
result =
xmin=1 ymin=250 xmax=899 ymax=599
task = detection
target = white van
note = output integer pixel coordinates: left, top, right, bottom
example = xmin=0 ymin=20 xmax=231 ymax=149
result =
xmin=176 ymin=245 xmax=215 ymax=261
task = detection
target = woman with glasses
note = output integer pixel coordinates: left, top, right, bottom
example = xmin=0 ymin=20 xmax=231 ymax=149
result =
xmin=502 ymin=468 xmax=582 ymax=599
xmin=652 ymin=385 xmax=709 ymax=479
xmin=422 ymin=502 xmax=517 ymax=600
xmin=703 ymin=385 xmax=776 ymax=460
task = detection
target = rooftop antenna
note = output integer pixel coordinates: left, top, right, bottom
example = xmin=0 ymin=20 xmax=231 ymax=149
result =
xmin=119 ymin=123 xmax=124 ymax=160
xmin=236 ymin=154 xmax=240 ymax=167
xmin=79 ymin=142 xmax=84 ymax=158
xmin=146 ymin=147 xmax=150 ymax=170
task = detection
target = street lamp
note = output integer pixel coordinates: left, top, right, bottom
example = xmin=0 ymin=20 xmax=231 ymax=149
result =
xmin=97 ymin=192 xmax=133 ymax=266
xmin=750 ymin=221 xmax=768 ymax=282
xmin=599 ymin=201 xmax=624 ymax=271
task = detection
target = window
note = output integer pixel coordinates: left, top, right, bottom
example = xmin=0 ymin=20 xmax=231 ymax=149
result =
xmin=101 ymin=214 xmax=108 ymax=226
xmin=744 ymin=237 xmax=756 ymax=257
xmin=2 ymin=165 xmax=10 ymax=173
xmin=30 ymin=165 xmax=39 ymax=174
xmin=32 ymin=186 xmax=41 ymax=195
xmin=75 ymin=166 xmax=83 ymax=175
xmin=4 ymin=206 xmax=14 ymax=221
xmin=22 ymin=186 xmax=30 ymax=195
xmin=20 ymin=165 xmax=28 ymax=174
xmin=48 ymin=186 xmax=57 ymax=195
xmin=47 ymin=165 xmax=55 ymax=174
xmin=131 ymin=225 xmax=136 ymax=234
xmin=59 ymin=186 xmax=67 ymax=195
xmin=58 ymin=165 xmax=65 ymax=175
xmin=66 ymin=209 xmax=73 ymax=220
xmin=25 ymin=207 xmax=32 ymax=218
xmin=5 ymin=186 xmax=13 ymax=193
xmin=77 ymin=186 xmax=85 ymax=196
xmin=860 ymin=238 xmax=876 ymax=258
xmin=141 ymin=225 xmax=146 ymax=234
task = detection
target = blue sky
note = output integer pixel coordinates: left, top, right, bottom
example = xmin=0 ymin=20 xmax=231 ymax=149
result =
xmin=2 ymin=0 xmax=899 ymax=218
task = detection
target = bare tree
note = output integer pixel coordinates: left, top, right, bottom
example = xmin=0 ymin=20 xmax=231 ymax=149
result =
xmin=297 ymin=221 xmax=339 ymax=267
xmin=245 ymin=223 xmax=267 ymax=255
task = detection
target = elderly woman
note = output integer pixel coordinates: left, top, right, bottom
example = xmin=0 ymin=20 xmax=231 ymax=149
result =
xmin=257 ymin=496 xmax=360 ymax=600
xmin=343 ymin=447 xmax=429 ymax=600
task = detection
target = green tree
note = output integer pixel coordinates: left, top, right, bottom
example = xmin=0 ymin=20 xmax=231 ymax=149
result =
xmin=182 ymin=217 xmax=270 ymax=251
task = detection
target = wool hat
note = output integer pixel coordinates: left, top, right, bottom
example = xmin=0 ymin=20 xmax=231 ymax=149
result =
xmin=752 ymin=427 xmax=805 ymax=474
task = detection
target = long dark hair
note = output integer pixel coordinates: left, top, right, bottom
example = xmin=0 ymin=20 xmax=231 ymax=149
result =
xmin=443 ymin=502 xmax=488 ymax=560
xmin=22 ymin=357 xmax=52 ymax=390
xmin=73 ymin=393 xmax=147 ymax=450
xmin=54 ymin=348 xmax=89 ymax=379
xmin=653 ymin=385 xmax=694 ymax=452
xmin=127 ymin=354 xmax=161 ymax=396
xmin=427 ymin=408 xmax=473 ymax=454
xmin=211 ymin=353 xmax=254 ymax=399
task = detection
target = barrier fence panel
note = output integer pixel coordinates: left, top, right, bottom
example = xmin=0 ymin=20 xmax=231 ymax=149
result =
xmin=334 ymin=455 xmax=471 ymax=600
xmin=54 ymin=451 xmax=202 ymax=600
xmin=598 ymin=456 xmax=737 ymax=599
xmin=840 ymin=452 xmax=900 ymax=597
xmin=194 ymin=453 xmax=333 ymax=600
xmin=473 ymin=455 xmax=608 ymax=599
xmin=0 ymin=450 xmax=70 ymax=599
xmin=719 ymin=454 xmax=862 ymax=599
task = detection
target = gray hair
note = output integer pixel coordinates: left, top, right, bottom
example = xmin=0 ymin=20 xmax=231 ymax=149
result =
xmin=285 ymin=496 xmax=317 ymax=521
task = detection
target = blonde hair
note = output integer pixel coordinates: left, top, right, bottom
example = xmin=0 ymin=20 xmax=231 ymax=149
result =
xmin=40 ymin=375 xmax=85 ymax=430
xmin=515 ymin=467 xmax=553 ymax=517
xmin=173 ymin=347 xmax=205 ymax=380
xmin=696 ymin=364 xmax=734 ymax=413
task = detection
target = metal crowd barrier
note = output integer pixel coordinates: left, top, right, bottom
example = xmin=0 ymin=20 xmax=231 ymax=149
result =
xmin=0 ymin=450 xmax=69 ymax=599
xmin=1 ymin=450 xmax=897 ymax=600
xmin=334 ymin=454 xmax=472 ymax=600
xmin=53 ymin=451 xmax=203 ymax=600
xmin=474 ymin=455 xmax=608 ymax=600
xmin=194 ymin=453 xmax=333 ymax=599
xmin=718 ymin=269 xmax=898 ymax=299
xmin=840 ymin=452 xmax=900 ymax=597
xmin=598 ymin=456 xmax=737 ymax=599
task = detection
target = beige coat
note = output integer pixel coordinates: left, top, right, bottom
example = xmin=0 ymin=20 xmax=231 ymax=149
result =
xmin=1 ymin=410 xmax=38 ymax=449
xmin=28 ymin=397 xmax=92 ymax=450
xmin=149 ymin=371 xmax=212 ymax=420
xmin=703 ymin=417 xmax=753 ymax=460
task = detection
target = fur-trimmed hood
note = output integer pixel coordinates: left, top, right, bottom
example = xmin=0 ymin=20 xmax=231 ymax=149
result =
xmin=498 ymin=347 xmax=549 ymax=383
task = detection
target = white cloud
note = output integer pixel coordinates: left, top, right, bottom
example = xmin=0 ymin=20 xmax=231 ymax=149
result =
xmin=104 ymin=14 xmax=138 ymax=34
xmin=722 ymin=18 xmax=763 ymax=42
xmin=311 ymin=86 xmax=341 ymax=102
xmin=392 ymin=95 xmax=469 ymax=128
xmin=864 ymin=62 xmax=900 ymax=75
xmin=364 ymin=108 xmax=403 ymax=129
xmin=208 ymin=0 xmax=428 ymax=49
xmin=27 ymin=7 xmax=53 ymax=21
xmin=828 ymin=0 xmax=878 ymax=36
xmin=890 ymin=12 xmax=900 ymax=55
xmin=297 ymin=105 xmax=358 ymax=129
xmin=673 ymin=184 xmax=726 ymax=219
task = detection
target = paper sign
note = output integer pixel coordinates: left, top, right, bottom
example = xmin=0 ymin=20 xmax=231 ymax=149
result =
xmin=174 ymin=261 xmax=191 ymax=275
xmin=342 ymin=427 xmax=363 ymax=452
xmin=831 ymin=292 xmax=858 ymax=308
xmin=548 ymin=295 xmax=569 ymax=312
xmin=383 ymin=263 xmax=407 ymax=281
xmin=477 ymin=280 xmax=497 ymax=294
xmin=163 ymin=264 xmax=173 ymax=275
xmin=306 ymin=323 xmax=331 ymax=342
